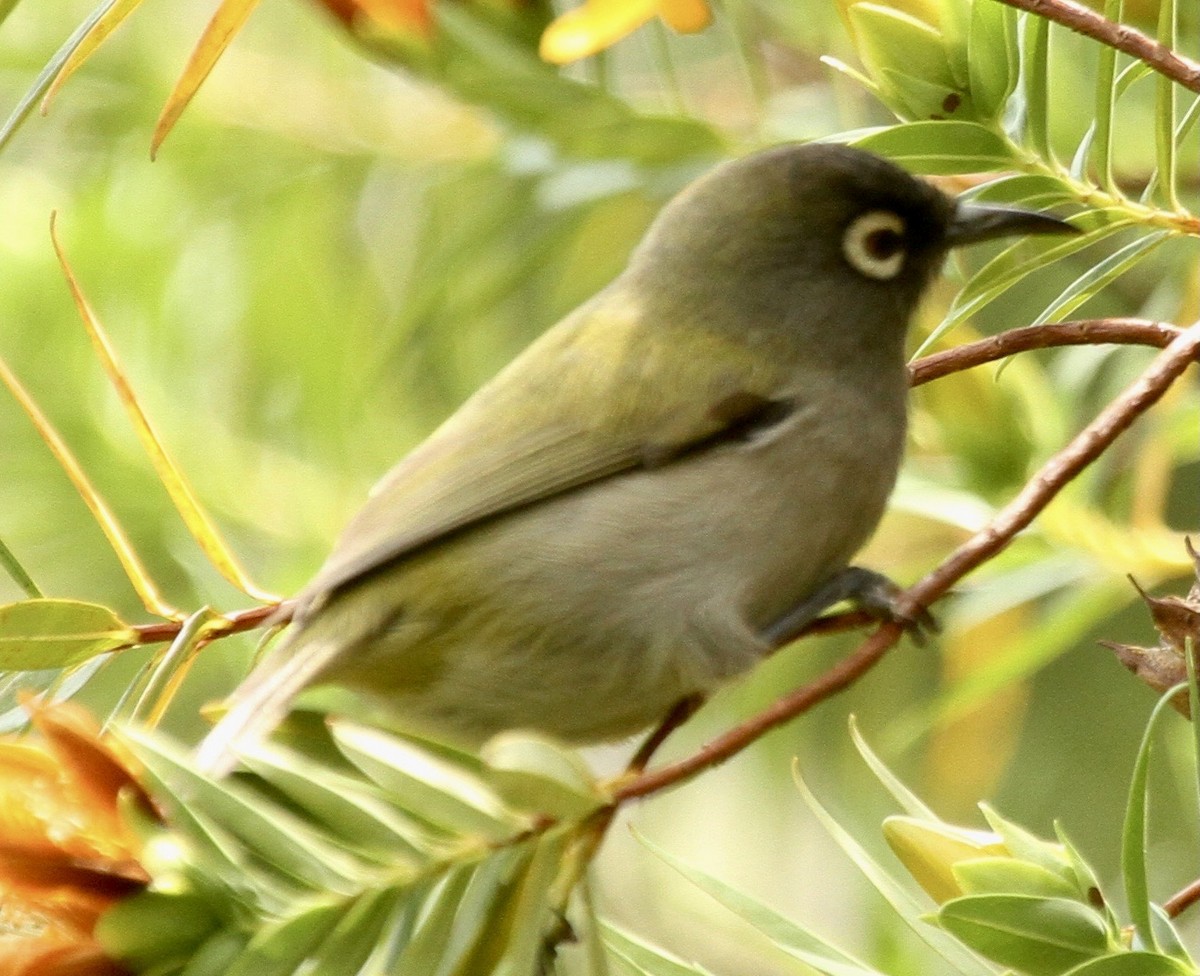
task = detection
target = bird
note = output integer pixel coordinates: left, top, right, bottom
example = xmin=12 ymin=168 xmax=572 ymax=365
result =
xmin=197 ymin=142 xmax=1076 ymax=774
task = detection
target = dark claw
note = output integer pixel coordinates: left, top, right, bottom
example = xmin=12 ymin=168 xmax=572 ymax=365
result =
xmin=851 ymin=570 xmax=940 ymax=646
xmin=763 ymin=566 xmax=938 ymax=647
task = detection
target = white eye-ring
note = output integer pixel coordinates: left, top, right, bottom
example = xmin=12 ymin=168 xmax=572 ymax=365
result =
xmin=842 ymin=210 xmax=907 ymax=280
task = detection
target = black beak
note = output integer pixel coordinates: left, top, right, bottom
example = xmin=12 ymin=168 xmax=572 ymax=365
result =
xmin=945 ymin=203 xmax=1080 ymax=247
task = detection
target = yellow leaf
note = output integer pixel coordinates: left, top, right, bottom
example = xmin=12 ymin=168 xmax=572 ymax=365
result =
xmin=41 ymin=0 xmax=148 ymax=115
xmin=0 ymin=357 xmax=180 ymax=621
xmin=151 ymin=0 xmax=264 ymax=159
xmin=539 ymin=0 xmax=660 ymax=64
xmin=50 ymin=217 xmax=278 ymax=604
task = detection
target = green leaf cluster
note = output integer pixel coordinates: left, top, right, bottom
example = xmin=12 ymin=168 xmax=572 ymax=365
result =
xmin=98 ymin=722 xmax=609 ymax=975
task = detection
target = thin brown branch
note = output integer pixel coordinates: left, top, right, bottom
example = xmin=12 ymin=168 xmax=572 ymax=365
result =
xmin=614 ymin=320 xmax=1200 ymax=804
xmin=130 ymin=601 xmax=292 ymax=646
xmin=1164 ymin=877 xmax=1200 ymax=919
xmin=907 ymin=321 xmax=1200 ymax=610
xmin=992 ymin=0 xmax=1200 ymax=94
xmin=909 ymin=319 xmax=1181 ymax=387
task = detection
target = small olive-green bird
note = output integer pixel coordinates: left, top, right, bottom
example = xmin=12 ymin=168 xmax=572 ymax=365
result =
xmin=198 ymin=143 xmax=1074 ymax=773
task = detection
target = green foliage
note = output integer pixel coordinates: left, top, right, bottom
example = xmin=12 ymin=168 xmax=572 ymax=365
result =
xmin=98 ymin=722 xmax=606 ymax=975
xmin=0 ymin=598 xmax=135 ymax=669
xmin=0 ymin=0 xmax=1196 ymax=972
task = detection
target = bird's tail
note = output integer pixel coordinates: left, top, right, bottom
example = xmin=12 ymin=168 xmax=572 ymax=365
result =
xmin=195 ymin=630 xmax=340 ymax=776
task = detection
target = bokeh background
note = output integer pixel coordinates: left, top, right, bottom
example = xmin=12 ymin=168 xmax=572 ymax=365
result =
xmin=0 ymin=1 xmax=1197 ymax=971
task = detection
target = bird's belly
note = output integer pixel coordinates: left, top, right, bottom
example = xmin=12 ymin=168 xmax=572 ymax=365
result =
xmin=331 ymin=405 xmax=904 ymax=743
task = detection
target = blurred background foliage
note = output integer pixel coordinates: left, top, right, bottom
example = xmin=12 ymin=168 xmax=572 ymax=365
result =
xmin=0 ymin=0 xmax=1197 ymax=971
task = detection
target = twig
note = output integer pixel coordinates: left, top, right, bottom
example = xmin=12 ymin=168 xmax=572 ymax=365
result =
xmin=131 ymin=601 xmax=291 ymax=646
xmin=910 ymin=319 xmax=1181 ymax=386
xmin=614 ymin=320 xmax=1200 ymax=803
xmin=1164 ymin=877 xmax=1200 ymax=919
xmin=992 ymin=0 xmax=1200 ymax=94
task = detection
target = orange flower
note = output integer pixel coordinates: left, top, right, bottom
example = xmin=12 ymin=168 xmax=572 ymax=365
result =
xmin=539 ymin=0 xmax=712 ymax=64
xmin=0 ymin=703 xmax=156 ymax=976
xmin=312 ymin=0 xmax=434 ymax=38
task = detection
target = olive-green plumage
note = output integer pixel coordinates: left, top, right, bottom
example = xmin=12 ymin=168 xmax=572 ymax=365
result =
xmin=198 ymin=143 xmax=1075 ymax=773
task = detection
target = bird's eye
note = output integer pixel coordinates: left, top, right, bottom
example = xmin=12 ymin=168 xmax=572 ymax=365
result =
xmin=842 ymin=211 xmax=907 ymax=280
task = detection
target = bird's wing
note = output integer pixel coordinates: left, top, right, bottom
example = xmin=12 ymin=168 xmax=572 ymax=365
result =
xmin=299 ymin=293 xmax=791 ymax=609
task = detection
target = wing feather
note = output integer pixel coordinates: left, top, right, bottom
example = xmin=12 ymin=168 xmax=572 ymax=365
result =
xmin=299 ymin=290 xmax=788 ymax=609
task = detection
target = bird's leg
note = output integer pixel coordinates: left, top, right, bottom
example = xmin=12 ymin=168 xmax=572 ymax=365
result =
xmin=761 ymin=566 xmax=937 ymax=647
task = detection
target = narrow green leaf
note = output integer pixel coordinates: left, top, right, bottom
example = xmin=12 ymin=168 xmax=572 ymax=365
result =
xmin=240 ymin=741 xmax=438 ymax=864
xmin=390 ymin=867 xmax=477 ymax=974
xmin=638 ymin=828 xmax=892 ymax=976
xmin=1139 ymin=93 xmax=1200 ymax=204
xmin=820 ymin=55 xmax=881 ymax=96
xmin=847 ymin=3 xmax=959 ymax=121
xmin=1070 ymin=124 xmax=1096 ymax=181
xmin=124 ymin=726 xmax=374 ymax=895
xmin=1154 ymin=0 xmax=1179 ymax=210
xmin=178 ymin=929 xmax=249 ymax=976
xmin=602 ymin=923 xmax=712 ymax=976
xmin=395 ymin=848 xmax=529 ymax=974
xmin=1188 ymin=640 xmax=1200 ymax=857
xmin=790 ymin=769 xmax=997 ymax=974
xmin=95 ymin=891 xmax=221 ymax=972
xmin=1021 ymin=13 xmax=1051 ymax=161
xmin=480 ymin=828 xmax=571 ymax=976
xmin=978 ymin=804 xmax=1075 ymax=884
xmin=40 ymin=0 xmax=146 ymax=112
xmin=0 ymin=0 xmax=118 ymax=153
xmin=953 ymin=857 xmax=1079 ymax=900
xmin=1122 ymin=686 xmax=1185 ymax=953
xmin=852 ymin=120 xmax=1020 ymax=173
xmin=968 ymin=0 xmax=1018 ymax=121
xmin=848 ymin=716 xmax=936 ymax=819
xmin=1090 ymin=0 xmax=1122 ymax=191
xmin=0 ymin=536 xmax=40 ymax=598
xmin=1149 ymin=903 xmax=1196 ymax=967
xmin=303 ymin=886 xmax=405 ymax=976
xmin=127 ymin=606 xmax=220 ymax=726
xmin=127 ymin=779 xmax=297 ymax=914
xmin=1060 ymin=952 xmax=1194 ymax=975
xmin=332 ymin=721 xmax=525 ymax=840
xmin=964 ymin=173 xmax=1078 ymax=208
xmin=366 ymin=889 xmax=424 ymax=972
xmin=936 ymin=218 xmax=1127 ymax=341
xmin=0 ymin=599 xmax=135 ymax=670
xmin=879 ymin=67 xmax=976 ymax=122
xmin=481 ymin=731 xmax=606 ymax=820
xmin=1176 ymin=94 xmax=1200 ymax=147
xmin=1034 ymin=230 xmax=1171 ymax=324
xmin=1116 ymin=60 xmax=1155 ymax=97
xmin=1053 ymin=824 xmax=1119 ymax=934
xmin=223 ymin=901 xmax=342 ymax=976
xmin=938 ymin=894 xmax=1110 ymax=975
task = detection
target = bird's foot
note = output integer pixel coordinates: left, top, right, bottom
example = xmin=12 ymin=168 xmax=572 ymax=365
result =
xmin=762 ymin=566 xmax=938 ymax=647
